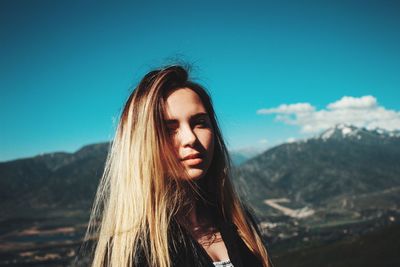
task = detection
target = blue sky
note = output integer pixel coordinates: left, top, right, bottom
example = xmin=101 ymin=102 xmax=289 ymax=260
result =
xmin=1 ymin=0 xmax=399 ymax=162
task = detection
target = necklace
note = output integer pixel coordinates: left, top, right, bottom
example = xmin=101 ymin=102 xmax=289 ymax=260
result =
xmin=198 ymin=231 xmax=221 ymax=248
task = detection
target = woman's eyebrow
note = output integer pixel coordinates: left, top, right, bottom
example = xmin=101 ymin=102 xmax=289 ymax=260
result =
xmin=165 ymin=112 xmax=208 ymax=124
xmin=191 ymin=112 xmax=208 ymax=120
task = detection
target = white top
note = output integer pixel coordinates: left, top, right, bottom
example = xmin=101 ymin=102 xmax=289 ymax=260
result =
xmin=213 ymin=259 xmax=234 ymax=267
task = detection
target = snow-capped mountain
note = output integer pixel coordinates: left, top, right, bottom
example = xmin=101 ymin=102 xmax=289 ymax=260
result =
xmin=317 ymin=124 xmax=400 ymax=141
xmin=234 ymin=123 xmax=400 ymax=217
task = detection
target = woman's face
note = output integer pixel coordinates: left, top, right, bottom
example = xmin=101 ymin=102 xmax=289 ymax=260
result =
xmin=164 ymin=88 xmax=215 ymax=180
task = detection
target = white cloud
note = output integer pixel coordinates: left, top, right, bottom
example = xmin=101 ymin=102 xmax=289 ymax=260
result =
xmin=286 ymin=137 xmax=296 ymax=143
xmin=257 ymin=103 xmax=315 ymax=114
xmin=327 ymin=95 xmax=377 ymax=110
xmin=259 ymin=139 xmax=269 ymax=144
xmin=257 ymin=95 xmax=400 ymax=133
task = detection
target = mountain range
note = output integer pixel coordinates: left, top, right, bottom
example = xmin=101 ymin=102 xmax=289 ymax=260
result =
xmin=234 ymin=124 xmax=400 ymax=219
xmin=1 ymin=123 xmax=399 ymax=266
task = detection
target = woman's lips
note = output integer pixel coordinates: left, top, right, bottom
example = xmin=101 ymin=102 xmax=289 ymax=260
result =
xmin=182 ymin=157 xmax=203 ymax=165
xmin=181 ymin=153 xmax=203 ymax=165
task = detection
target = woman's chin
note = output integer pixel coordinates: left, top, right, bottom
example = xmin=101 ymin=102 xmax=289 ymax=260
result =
xmin=184 ymin=168 xmax=206 ymax=180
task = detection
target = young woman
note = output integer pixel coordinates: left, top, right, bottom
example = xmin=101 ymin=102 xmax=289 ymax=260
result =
xmin=80 ymin=65 xmax=273 ymax=267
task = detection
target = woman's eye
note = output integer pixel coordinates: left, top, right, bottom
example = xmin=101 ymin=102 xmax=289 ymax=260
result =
xmin=167 ymin=127 xmax=177 ymax=134
xmin=165 ymin=123 xmax=178 ymax=134
xmin=196 ymin=119 xmax=208 ymax=127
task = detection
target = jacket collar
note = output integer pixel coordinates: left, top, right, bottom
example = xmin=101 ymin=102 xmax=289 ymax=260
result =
xmin=170 ymin=219 xmax=245 ymax=267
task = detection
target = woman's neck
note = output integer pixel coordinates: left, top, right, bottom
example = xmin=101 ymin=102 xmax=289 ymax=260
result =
xmin=178 ymin=200 xmax=218 ymax=238
xmin=176 ymin=178 xmax=218 ymax=233
xmin=178 ymin=200 xmax=203 ymax=227
xmin=188 ymin=204 xmax=200 ymax=227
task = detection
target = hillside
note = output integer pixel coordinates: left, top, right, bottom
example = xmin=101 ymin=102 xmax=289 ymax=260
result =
xmin=1 ymin=124 xmax=400 ymax=266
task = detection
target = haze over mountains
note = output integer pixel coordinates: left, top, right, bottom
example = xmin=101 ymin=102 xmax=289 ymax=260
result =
xmin=1 ymin=123 xmax=399 ymax=266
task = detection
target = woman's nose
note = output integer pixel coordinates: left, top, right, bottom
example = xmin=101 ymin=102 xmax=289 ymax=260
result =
xmin=179 ymin=125 xmax=196 ymax=147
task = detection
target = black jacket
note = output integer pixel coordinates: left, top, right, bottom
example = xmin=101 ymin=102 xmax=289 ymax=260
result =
xmin=75 ymin=212 xmax=273 ymax=267
xmin=133 ymin=218 xmax=271 ymax=267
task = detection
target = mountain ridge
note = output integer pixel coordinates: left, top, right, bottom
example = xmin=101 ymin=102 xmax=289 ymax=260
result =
xmin=1 ymin=124 xmax=400 ymax=266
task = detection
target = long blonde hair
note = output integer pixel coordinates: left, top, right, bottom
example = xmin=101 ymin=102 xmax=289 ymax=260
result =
xmin=79 ymin=65 xmax=271 ymax=267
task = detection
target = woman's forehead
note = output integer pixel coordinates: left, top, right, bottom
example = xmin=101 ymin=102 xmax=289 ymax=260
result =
xmin=163 ymin=88 xmax=208 ymax=119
